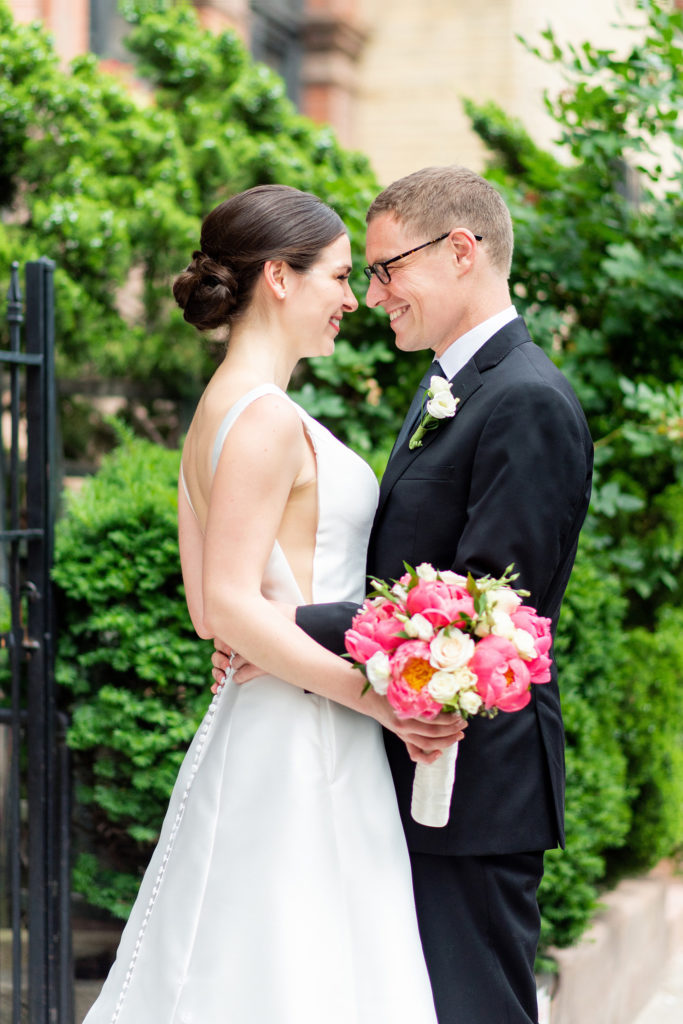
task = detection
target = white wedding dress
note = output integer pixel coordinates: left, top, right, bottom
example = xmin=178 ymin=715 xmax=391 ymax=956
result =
xmin=84 ymin=384 xmax=437 ymax=1024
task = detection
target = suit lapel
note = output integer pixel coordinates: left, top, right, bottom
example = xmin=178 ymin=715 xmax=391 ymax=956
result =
xmin=376 ymin=360 xmax=481 ymax=516
xmin=376 ymin=317 xmax=532 ymax=519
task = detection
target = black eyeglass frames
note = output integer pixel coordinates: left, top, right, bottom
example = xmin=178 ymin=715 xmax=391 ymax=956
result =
xmin=363 ymin=230 xmax=483 ymax=284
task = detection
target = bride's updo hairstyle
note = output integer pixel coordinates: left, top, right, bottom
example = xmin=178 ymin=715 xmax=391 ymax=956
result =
xmin=173 ymin=184 xmax=346 ymax=331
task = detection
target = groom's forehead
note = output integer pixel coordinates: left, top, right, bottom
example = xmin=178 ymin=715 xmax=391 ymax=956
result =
xmin=365 ymin=214 xmax=418 ymax=260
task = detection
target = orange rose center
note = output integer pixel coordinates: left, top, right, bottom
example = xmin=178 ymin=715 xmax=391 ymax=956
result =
xmin=403 ymin=658 xmax=437 ymax=692
xmin=504 ymin=667 xmax=515 ymax=687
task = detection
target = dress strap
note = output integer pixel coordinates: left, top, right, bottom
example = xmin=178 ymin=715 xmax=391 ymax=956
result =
xmin=179 ymin=462 xmax=196 ymax=516
xmin=211 ymin=383 xmax=288 ymax=475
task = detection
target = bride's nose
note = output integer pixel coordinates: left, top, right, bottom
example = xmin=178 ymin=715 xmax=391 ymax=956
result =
xmin=343 ymin=280 xmax=359 ymax=312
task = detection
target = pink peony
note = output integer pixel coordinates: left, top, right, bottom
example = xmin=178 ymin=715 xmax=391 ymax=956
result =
xmin=469 ymin=634 xmax=532 ymax=712
xmin=386 ymin=640 xmax=443 ymax=719
xmin=344 ymin=630 xmax=386 ymax=664
xmin=405 ymin=580 xmax=474 ymax=629
xmin=511 ymin=605 xmax=553 ymax=685
xmin=345 ymin=600 xmax=405 ymax=663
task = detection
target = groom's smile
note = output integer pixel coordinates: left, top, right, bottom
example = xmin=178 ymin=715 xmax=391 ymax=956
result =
xmin=364 ymin=213 xmax=461 ymax=356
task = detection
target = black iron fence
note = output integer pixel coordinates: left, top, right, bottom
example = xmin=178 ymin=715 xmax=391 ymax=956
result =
xmin=1 ymin=260 xmax=73 ymax=1023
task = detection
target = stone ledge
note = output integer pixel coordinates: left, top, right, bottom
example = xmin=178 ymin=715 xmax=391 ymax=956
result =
xmin=542 ymin=862 xmax=683 ymax=1024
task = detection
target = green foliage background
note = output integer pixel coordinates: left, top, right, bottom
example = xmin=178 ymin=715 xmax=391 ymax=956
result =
xmin=2 ymin=0 xmax=682 ymax=955
xmin=0 ymin=0 xmax=400 ymax=459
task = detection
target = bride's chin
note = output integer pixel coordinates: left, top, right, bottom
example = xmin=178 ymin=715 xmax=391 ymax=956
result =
xmin=314 ymin=339 xmax=335 ymax=357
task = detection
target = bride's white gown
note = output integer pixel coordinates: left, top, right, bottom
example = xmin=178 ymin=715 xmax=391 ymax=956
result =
xmin=84 ymin=385 xmax=437 ymax=1024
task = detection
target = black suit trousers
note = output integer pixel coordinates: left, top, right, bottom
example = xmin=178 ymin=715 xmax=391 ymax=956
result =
xmin=410 ymin=850 xmax=545 ymax=1024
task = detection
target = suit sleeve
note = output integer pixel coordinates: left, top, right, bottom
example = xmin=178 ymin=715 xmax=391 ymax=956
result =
xmin=295 ymin=601 xmax=359 ymax=656
xmin=453 ymin=379 xmax=592 ymax=608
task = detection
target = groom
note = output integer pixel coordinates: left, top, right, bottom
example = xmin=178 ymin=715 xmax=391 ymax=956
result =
xmin=216 ymin=166 xmax=593 ymax=1023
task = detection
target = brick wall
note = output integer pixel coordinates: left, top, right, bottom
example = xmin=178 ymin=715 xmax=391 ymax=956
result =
xmin=10 ymin=0 xmax=90 ymax=63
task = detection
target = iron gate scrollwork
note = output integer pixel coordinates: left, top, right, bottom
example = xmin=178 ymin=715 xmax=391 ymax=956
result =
xmin=1 ymin=260 xmax=73 ymax=1023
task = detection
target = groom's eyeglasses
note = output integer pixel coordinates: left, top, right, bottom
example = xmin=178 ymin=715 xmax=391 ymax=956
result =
xmin=363 ymin=230 xmax=483 ymax=284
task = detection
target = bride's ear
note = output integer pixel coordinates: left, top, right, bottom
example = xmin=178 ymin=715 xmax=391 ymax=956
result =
xmin=263 ymin=259 xmax=288 ymax=300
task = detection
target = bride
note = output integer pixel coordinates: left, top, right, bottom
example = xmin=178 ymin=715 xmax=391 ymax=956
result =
xmin=83 ymin=184 xmax=463 ymax=1023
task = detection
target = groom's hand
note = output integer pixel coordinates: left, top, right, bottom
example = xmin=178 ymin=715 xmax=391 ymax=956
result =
xmin=210 ymin=640 xmax=233 ymax=692
xmin=210 ymin=642 xmax=263 ymax=690
xmin=210 ymin=601 xmax=297 ymax=691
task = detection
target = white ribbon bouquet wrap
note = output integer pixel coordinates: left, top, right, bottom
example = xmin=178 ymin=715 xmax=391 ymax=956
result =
xmin=344 ymin=564 xmax=554 ymax=828
xmin=410 ymin=743 xmax=460 ymax=827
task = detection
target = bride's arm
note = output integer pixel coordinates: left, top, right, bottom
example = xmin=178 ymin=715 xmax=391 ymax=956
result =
xmin=197 ymin=397 xmax=351 ymax=694
xmin=183 ymin=395 xmax=465 ymax=758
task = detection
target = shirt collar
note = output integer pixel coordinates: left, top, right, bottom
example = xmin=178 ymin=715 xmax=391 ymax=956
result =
xmin=438 ymin=305 xmax=518 ymax=381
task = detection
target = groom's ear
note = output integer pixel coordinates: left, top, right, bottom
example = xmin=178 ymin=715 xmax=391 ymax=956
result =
xmin=263 ymin=259 xmax=289 ymax=299
xmin=449 ymin=229 xmax=478 ymax=274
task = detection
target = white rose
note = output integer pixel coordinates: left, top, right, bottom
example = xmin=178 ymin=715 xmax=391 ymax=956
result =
xmin=474 ymin=609 xmax=515 ymax=640
xmin=492 ymin=587 xmax=523 ymax=615
xmin=429 ymin=375 xmax=451 ymax=394
xmin=391 ymin=582 xmax=409 ymax=601
xmin=426 ymin=390 xmax=458 ymax=419
xmin=490 ymin=610 xmax=516 ymax=640
xmin=430 ymin=629 xmax=475 ymax=671
xmin=452 ymin=666 xmax=478 ymax=692
xmin=416 ymin=562 xmax=438 ymax=581
xmin=365 ymin=651 xmax=391 ymax=695
xmin=427 ymin=671 xmax=460 ymax=704
xmin=438 ymin=570 xmax=468 ymax=586
xmin=459 ymin=690 xmax=483 ymax=715
xmin=513 ymin=628 xmax=537 ymax=661
xmin=404 ymin=613 xmax=435 ymax=641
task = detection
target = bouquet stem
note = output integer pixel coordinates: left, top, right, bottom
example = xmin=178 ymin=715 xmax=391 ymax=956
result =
xmin=410 ymin=742 xmax=459 ymax=827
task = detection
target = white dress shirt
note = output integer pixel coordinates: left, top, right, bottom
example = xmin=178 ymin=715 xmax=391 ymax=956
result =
xmin=438 ymin=305 xmax=518 ymax=381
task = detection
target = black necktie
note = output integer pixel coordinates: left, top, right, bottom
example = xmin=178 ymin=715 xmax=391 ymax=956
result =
xmin=392 ymin=359 xmax=444 ymax=454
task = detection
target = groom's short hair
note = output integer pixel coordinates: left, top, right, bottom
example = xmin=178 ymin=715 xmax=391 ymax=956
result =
xmin=367 ymin=165 xmax=514 ymax=278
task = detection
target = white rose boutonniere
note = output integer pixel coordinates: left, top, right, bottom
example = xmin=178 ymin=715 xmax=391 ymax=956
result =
xmin=409 ymin=376 xmax=460 ymax=449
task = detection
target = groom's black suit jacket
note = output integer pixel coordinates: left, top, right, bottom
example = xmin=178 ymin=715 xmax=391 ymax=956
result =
xmin=298 ymin=317 xmax=593 ymax=857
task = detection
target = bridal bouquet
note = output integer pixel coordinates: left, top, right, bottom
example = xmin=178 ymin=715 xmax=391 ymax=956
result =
xmin=344 ymin=563 xmax=552 ymax=827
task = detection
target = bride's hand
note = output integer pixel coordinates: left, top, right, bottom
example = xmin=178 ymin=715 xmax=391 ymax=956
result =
xmin=363 ymin=690 xmax=467 ymax=764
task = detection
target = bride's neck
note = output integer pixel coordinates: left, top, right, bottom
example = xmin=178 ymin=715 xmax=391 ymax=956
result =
xmin=222 ymin=321 xmax=296 ymax=392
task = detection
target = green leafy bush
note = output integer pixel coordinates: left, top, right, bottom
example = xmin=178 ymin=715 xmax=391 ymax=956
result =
xmin=608 ymin=604 xmax=683 ymax=871
xmin=53 ymin=428 xmax=212 ymax=918
xmin=463 ymin=0 xmax=683 ymax=614
xmin=538 ymin=552 xmax=631 ymax=949
xmin=0 ymin=0 xmax=398 ymax=457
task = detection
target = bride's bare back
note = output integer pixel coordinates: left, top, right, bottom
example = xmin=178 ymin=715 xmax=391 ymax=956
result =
xmin=179 ymin=371 xmax=318 ymax=640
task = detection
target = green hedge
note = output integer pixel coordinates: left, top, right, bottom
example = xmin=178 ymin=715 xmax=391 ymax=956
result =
xmin=55 ymin=435 xmax=683 ymax=949
xmin=53 ymin=428 xmax=212 ymax=918
xmin=538 ymin=555 xmax=631 ymax=951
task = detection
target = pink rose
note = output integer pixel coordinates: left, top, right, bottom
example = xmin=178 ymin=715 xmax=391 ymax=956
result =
xmin=511 ymin=606 xmax=553 ymax=685
xmin=405 ymin=580 xmax=474 ymax=629
xmin=386 ymin=640 xmax=442 ymax=720
xmin=469 ymin=634 xmax=532 ymax=712
xmin=345 ymin=600 xmax=405 ymax=663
